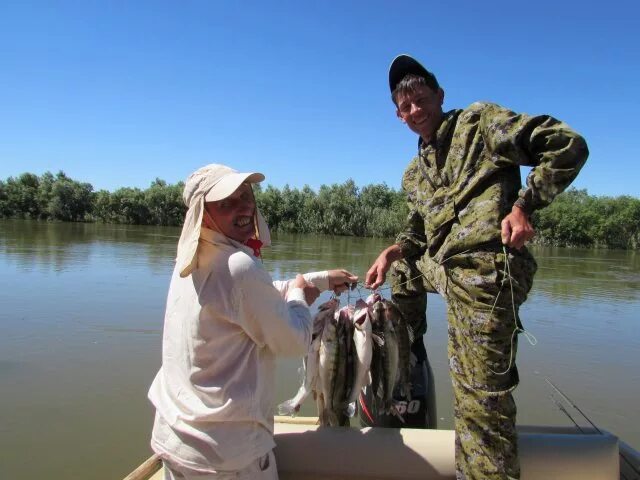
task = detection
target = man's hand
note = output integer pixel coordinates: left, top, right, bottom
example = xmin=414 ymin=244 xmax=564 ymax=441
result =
xmin=292 ymin=274 xmax=321 ymax=306
xmin=365 ymin=244 xmax=404 ymax=290
xmin=327 ymin=269 xmax=359 ymax=295
xmin=501 ymin=205 xmax=535 ymax=250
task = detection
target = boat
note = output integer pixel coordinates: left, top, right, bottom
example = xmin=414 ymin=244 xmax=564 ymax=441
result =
xmin=124 ymin=416 xmax=640 ymax=480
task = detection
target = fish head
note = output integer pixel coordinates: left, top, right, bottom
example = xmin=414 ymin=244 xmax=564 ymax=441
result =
xmin=353 ymin=299 xmax=369 ymax=327
xmin=313 ymin=299 xmax=339 ymax=337
xmin=383 ymin=300 xmax=403 ymax=326
xmin=370 ymin=300 xmax=385 ymax=329
xmin=318 ymin=298 xmax=339 ymax=312
xmin=366 ymin=292 xmax=382 ymax=305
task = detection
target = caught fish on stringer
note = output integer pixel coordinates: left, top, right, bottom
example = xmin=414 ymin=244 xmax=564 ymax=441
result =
xmin=278 ymin=291 xmax=415 ymax=427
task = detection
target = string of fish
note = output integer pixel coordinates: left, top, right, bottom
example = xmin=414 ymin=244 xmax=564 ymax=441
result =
xmin=367 ymin=246 xmax=537 ymax=376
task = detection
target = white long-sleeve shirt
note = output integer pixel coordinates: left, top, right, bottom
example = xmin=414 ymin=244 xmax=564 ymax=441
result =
xmin=148 ymin=228 xmax=329 ymax=473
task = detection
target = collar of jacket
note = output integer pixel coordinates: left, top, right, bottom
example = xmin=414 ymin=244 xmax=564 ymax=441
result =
xmin=199 ymin=227 xmax=257 ymax=258
xmin=418 ymin=109 xmax=459 ymax=151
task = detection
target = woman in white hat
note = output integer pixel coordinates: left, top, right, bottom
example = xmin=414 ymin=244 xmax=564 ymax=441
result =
xmin=148 ymin=164 xmax=357 ymax=479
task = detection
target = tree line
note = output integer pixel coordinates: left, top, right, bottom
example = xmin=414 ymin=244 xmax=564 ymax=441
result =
xmin=1 ymin=171 xmax=639 ymax=249
xmin=0 ymin=171 xmax=185 ymax=226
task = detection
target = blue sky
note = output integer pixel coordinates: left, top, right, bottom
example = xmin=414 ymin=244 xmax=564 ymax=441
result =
xmin=1 ymin=1 xmax=638 ymax=197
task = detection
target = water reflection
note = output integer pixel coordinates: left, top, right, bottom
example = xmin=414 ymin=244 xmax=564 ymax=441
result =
xmin=0 ymin=219 xmax=179 ymax=273
xmin=2 ymin=220 xmax=640 ymax=303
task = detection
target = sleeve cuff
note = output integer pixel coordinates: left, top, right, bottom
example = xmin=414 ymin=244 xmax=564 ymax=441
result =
xmin=395 ymin=238 xmax=421 ymax=259
xmin=287 ymin=287 xmax=308 ymax=305
xmin=302 ymin=271 xmax=330 ymax=292
xmin=513 ymin=197 xmax=535 ymax=216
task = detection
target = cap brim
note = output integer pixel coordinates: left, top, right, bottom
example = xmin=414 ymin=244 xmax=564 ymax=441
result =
xmin=388 ymin=54 xmax=430 ymax=93
xmin=204 ymin=172 xmax=265 ymax=202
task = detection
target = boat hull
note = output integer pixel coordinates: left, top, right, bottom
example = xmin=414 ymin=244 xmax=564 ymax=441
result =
xmin=127 ymin=418 xmax=636 ymax=480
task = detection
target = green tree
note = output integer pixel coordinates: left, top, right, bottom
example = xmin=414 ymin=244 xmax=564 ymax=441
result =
xmin=298 ymin=185 xmax=322 ymax=233
xmin=359 ymin=183 xmax=407 ymax=237
xmin=3 ymin=173 xmax=41 ymax=218
xmin=144 ymin=178 xmax=185 ymax=226
xmin=255 ymin=185 xmax=284 ymax=231
xmin=47 ymin=171 xmax=93 ymax=221
xmin=109 ymin=187 xmax=150 ymax=224
xmin=92 ymin=189 xmax=113 ymax=223
xmin=0 ymin=180 xmax=9 ymax=217
xmin=36 ymin=171 xmax=55 ymax=219
xmin=316 ymin=179 xmax=365 ymax=235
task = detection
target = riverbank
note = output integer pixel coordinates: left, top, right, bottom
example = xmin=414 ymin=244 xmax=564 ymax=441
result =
xmin=3 ymin=172 xmax=640 ymax=248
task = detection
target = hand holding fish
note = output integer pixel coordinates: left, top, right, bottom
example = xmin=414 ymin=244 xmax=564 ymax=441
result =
xmin=327 ymin=269 xmax=359 ymax=294
xmin=292 ymin=274 xmax=321 ymax=306
xmin=365 ymin=244 xmax=404 ymax=290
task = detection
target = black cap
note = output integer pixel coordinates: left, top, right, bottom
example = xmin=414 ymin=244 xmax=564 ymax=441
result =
xmin=388 ymin=54 xmax=439 ymax=93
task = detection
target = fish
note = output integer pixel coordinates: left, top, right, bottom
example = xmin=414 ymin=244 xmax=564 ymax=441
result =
xmin=281 ymin=294 xmax=408 ymax=426
xmin=380 ymin=300 xmax=399 ymax=414
xmin=318 ymin=306 xmax=339 ymax=426
xmin=313 ymin=298 xmax=339 ymax=339
xmin=368 ymin=299 xmax=386 ymax=406
xmin=330 ymin=307 xmax=353 ymax=425
xmin=344 ymin=299 xmax=373 ymax=417
xmin=277 ymin=336 xmax=322 ymax=416
xmin=384 ymin=299 xmax=413 ymax=400
xmin=278 ymin=299 xmax=338 ymax=416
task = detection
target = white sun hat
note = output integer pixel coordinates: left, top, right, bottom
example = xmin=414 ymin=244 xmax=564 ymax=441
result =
xmin=176 ymin=163 xmax=270 ymax=277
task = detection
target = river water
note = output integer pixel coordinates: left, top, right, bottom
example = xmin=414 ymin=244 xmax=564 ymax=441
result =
xmin=0 ymin=219 xmax=638 ymax=479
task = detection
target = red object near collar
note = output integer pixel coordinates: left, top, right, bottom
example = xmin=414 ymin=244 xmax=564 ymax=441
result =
xmin=245 ymin=238 xmax=263 ymax=257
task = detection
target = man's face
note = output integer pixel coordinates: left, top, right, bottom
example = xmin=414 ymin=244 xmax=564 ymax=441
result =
xmin=204 ymin=183 xmax=256 ymax=243
xmin=395 ymin=85 xmax=444 ymax=142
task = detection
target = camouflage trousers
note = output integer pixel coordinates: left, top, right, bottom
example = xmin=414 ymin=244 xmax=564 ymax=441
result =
xmin=390 ymin=247 xmax=537 ymax=480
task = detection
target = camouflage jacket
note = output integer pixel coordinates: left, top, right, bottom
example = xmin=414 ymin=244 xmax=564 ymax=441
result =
xmin=396 ymin=102 xmax=588 ymax=263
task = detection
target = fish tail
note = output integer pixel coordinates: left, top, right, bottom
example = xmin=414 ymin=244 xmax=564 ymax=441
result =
xmin=277 ymin=398 xmax=299 ymax=416
xmin=345 ymin=401 xmax=356 ymax=418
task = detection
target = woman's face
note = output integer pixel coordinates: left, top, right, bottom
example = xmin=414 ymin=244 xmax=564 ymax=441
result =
xmin=203 ymin=183 xmax=256 ymax=243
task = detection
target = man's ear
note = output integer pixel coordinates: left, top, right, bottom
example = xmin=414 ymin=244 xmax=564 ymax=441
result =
xmin=438 ymin=88 xmax=445 ymax=106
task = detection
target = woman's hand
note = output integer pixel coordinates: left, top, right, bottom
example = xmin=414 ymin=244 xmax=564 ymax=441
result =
xmin=327 ymin=269 xmax=359 ymax=295
xmin=292 ymin=274 xmax=321 ymax=306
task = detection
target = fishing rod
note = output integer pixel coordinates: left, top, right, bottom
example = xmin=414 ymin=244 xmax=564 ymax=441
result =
xmin=545 ymin=377 xmax=640 ymax=479
xmin=545 ymin=378 xmax=602 ymax=434
xmin=547 ymin=392 xmax=584 ymax=434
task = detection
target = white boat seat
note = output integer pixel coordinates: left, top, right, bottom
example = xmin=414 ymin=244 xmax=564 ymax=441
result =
xmin=274 ymin=424 xmax=619 ymax=480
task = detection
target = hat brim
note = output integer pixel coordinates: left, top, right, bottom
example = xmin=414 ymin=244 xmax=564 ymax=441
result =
xmin=388 ymin=54 xmax=431 ymax=93
xmin=204 ymin=172 xmax=265 ymax=202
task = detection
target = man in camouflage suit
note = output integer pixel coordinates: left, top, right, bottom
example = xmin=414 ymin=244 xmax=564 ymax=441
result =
xmin=365 ymin=55 xmax=588 ymax=479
